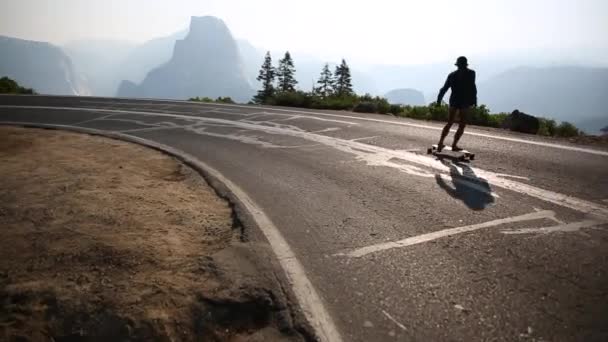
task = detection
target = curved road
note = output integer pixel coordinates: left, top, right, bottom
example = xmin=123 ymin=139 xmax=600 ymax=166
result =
xmin=1 ymin=95 xmax=607 ymax=341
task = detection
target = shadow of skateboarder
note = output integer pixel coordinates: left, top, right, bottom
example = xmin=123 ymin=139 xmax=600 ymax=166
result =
xmin=435 ymin=162 xmax=494 ymax=210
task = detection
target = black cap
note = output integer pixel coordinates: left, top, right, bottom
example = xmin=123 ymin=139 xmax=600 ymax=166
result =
xmin=455 ymin=56 xmax=468 ymax=66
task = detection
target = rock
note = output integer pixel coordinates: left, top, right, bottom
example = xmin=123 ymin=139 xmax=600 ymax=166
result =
xmin=502 ymin=109 xmax=540 ymax=134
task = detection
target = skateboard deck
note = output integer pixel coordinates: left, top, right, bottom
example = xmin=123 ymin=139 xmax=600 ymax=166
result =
xmin=427 ymin=144 xmax=475 ymax=161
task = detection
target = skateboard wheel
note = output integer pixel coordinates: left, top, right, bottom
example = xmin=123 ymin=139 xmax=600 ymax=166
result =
xmin=427 ymin=148 xmax=432 ymax=154
xmin=470 ymin=154 xmax=475 ymax=160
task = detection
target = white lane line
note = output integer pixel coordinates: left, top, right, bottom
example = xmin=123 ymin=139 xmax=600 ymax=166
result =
xmin=501 ymin=219 xmax=604 ymax=235
xmin=382 ymin=310 xmax=407 ymax=331
xmin=0 ymin=120 xmax=343 ymax=342
xmin=75 ymin=99 xmax=608 ymax=157
xmin=6 ymin=98 xmax=604 ymax=156
xmin=3 ymin=105 xmax=607 ymax=220
xmin=71 ymin=113 xmax=116 ymax=126
xmin=336 ymin=210 xmax=557 ymax=258
xmin=350 ymin=136 xmax=379 ymax=142
xmin=494 ymin=173 xmax=531 ymax=181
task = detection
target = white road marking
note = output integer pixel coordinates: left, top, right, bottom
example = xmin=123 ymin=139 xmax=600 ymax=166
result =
xmin=494 ymin=173 xmax=531 ymax=181
xmin=7 ymin=97 xmax=605 ymax=156
xmin=336 ymin=210 xmax=558 ymax=258
xmin=0 ymin=120 xmax=343 ymax=342
xmin=382 ymin=310 xmax=407 ymax=331
xmin=501 ymin=219 xmax=604 ymax=234
xmin=350 ymin=136 xmax=379 ymax=142
xmin=2 ymin=105 xmax=607 ymax=220
xmin=72 ymin=113 xmax=115 ymax=126
xmin=312 ymin=127 xmax=341 ymax=133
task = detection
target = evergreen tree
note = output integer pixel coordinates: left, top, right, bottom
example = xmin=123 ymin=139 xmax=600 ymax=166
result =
xmin=333 ymin=59 xmax=354 ymax=97
xmin=315 ymin=63 xmax=334 ymax=98
xmin=276 ymin=51 xmax=298 ymax=93
xmin=253 ymin=51 xmax=276 ymax=104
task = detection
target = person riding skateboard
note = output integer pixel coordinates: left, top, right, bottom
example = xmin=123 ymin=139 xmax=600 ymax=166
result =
xmin=435 ymin=56 xmax=477 ymax=152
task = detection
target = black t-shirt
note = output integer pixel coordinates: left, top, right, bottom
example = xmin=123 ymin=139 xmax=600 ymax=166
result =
xmin=440 ymin=68 xmax=477 ymax=107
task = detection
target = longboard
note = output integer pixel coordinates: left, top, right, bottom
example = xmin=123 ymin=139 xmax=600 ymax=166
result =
xmin=427 ymin=144 xmax=475 ymax=161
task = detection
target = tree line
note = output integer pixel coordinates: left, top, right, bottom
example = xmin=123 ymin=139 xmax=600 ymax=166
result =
xmin=253 ymin=51 xmax=355 ymax=105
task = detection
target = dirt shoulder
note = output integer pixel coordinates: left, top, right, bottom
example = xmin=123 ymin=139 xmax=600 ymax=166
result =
xmin=0 ymin=126 xmax=306 ymax=341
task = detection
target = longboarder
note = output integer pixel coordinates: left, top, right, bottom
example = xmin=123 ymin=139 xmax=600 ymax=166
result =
xmin=435 ymin=56 xmax=477 ymax=152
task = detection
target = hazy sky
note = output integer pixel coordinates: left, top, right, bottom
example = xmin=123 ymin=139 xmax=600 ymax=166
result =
xmin=1 ymin=0 xmax=607 ymax=64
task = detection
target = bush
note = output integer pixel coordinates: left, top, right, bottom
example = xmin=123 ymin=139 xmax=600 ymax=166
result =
xmin=0 ymin=76 xmax=35 ymax=94
xmin=537 ymin=118 xmax=557 ymax=136
xmin=310 ymin=95 xmax=358 ymax=110
xmin=468 ymin=105 xmax=492 ymax=126
xmin=189 ymin=96 xmax=214 ymax=102
xmin=272 ymin=91 xmax=312 ymax=108
xmin=389 ymin=104 xmax=402 ymax=115
xmin=404 ymin=106 xmax=430 ymax=120
xmin=555 ymin=121 xmax=580 ymax=138
xmin=215 ymin=96 xmax=235 ymax=104
xmin=487 ymin=113 xmax=509 ymax=128
xmin=375 ymin=97 xmax=391 ymax=114
xmin=429 ymin=104 xmax=449 ymax=121
xmin=353 ymin=101 xmax=377 ymax=113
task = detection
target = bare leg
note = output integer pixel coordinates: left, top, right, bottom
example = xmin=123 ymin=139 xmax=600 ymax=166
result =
xmin=452 ymin=106 xmax=469 ymax=150
xmin=438 ymin=107 xmax=458 ymax=151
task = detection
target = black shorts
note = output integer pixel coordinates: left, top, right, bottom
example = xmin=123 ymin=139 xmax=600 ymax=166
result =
xmin=449 ymin=101 xmax=474 ymax=109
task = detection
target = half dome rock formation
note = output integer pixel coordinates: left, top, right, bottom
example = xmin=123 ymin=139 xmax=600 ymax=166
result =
xmin=384 ymin=88 xmax=426 ymax=105
xmin=117 ymin=16 xmax=253 ymax=102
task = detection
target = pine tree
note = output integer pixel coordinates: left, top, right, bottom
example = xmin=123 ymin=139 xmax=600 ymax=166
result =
xmin=276 ymin=51 xmax=298 ymax=93
xmin=253 ymin=51 xmax=276 ymax=104
xmin=333 ymin=59 xmax=354 ymax=97
xmin=315 ymin=63 xmax=334 ymax=98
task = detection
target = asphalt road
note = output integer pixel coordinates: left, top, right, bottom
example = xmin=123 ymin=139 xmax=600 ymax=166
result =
xmin=1 ymin=95 xmax=607 ymax=342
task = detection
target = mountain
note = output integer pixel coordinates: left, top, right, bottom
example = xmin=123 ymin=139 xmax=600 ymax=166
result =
xmin=116 ymin=29 xmax=188 ymax=86
xmin=0 ymin=35 xmax=90 ymax=95
xmin=64 ymin=40 xmax=136 ymax=96
xmin=117 ymin=16 xmax=253 ymax=102
xmin=478 ymin=66 xmax=608 ymax=133
xmin=384 ymin=88 xmax=425 ymax=105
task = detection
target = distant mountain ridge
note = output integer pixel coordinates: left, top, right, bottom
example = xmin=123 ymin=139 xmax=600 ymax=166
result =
xmin=117 ymin=16 xmax=253 ymax=101
xmin=384 ymin=88 xmax=425 ymax=105
xmin=0 ymin=35 xmax=90 ymax=95
xmin=478 ymin=66 xmax=608 ymax=134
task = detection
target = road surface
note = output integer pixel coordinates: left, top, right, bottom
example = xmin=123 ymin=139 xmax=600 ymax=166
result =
xmin=1 ymin=95 xmax=607 ymax=341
